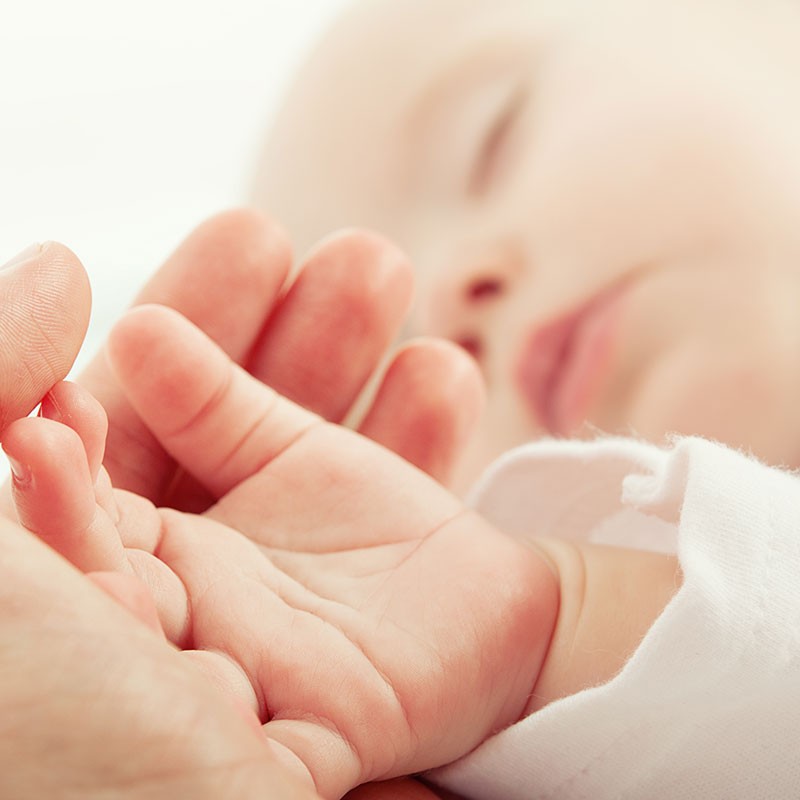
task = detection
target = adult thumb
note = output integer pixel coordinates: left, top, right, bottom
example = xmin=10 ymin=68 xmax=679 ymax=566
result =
xmin=0 ymin=242 xmax=91 ymax=437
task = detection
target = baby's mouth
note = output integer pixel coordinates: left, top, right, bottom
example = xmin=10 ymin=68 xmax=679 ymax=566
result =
xmin=515 ymin=284 xmax=627 ymax=436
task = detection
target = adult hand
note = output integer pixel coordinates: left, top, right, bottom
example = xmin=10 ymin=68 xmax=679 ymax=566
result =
xmin=0 ymin=516 xmax=314 ymax=800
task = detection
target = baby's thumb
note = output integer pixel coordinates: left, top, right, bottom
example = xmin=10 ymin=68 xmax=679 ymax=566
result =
xmin=0 ymin=243 xmax=91 ymax=436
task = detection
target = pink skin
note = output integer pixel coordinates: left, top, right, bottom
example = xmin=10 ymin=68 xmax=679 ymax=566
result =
xmin=0 ymin=219 xmax=465 ymax=800
xmin=0 ymin=231 xmax=314 ymax=800
xmin=1 ymin=215 xmax=482 ymax=520
xmin=0 ymin=217 xmax=492 ymax=800
xmin=3 ymin=309 xmax=556 ymax=799
xmin=254 ymin=0 xmax=800 ymax=489
xmin=1 ymin=221 xmax=679 ymax=798
xmin=0 ymin=242 xmax=90 ymax=435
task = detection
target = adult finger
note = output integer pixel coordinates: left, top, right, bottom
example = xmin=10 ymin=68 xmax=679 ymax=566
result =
xmin=0 ymin=242 xmax=90 ymax=436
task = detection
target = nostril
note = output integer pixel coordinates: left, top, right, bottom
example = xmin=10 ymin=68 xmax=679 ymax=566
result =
xmin=466 ymin=277 xmax=504 ymax=301
xmin=454 ymin=335 xmax=483 ymax=360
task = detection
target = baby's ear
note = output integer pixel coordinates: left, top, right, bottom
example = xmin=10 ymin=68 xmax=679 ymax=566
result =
xmin=40 ymin=381 xmax=108 ymax=481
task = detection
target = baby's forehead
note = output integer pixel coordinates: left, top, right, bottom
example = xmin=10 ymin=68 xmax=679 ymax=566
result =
xmin=256 ymin=0 xmax=646 ymax=254
xmin=262 ymin=1 xmax=551 ymax=164
xmin=270 ymin=0 xmax=661 ymax=157
xmin=257 ymin=0 xmax=538 ymax=242
xmin=293 ymin=0 xmax=547 ymax=107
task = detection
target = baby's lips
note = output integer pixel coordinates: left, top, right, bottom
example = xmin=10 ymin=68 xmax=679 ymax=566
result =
xmin=515 ymin=284 xmax=627 ymax=435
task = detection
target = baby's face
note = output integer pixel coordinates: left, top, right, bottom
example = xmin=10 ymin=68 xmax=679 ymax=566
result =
xmin=255 ymin=0 xmax=800 ymax=488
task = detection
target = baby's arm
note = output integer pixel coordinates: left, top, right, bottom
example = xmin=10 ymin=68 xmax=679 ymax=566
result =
xmin=528 ymin=537 xmax=678 ymax=713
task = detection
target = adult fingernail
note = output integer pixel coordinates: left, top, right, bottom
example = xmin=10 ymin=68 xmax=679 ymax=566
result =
xmin=6 ymin=455 xmax=31 ymax=487
xmin=0 ymin=243 xmax=41 ymax=272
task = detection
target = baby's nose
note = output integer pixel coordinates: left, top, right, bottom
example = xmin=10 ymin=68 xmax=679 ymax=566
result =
xmin=424 ymin=249 xmax=520 ymax=361
xmin=426 ymin=265 xmax=507 ymax=323
xmin=465 ymin=275 xmax=505 ymax=302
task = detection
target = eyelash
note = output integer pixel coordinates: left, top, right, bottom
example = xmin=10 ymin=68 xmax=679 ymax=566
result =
xmin=468 ymin=87 xmax=526 ymax=197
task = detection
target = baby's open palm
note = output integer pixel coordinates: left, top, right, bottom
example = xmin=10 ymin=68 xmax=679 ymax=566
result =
xmin=4 ymin=307 xmax=556 ymax=799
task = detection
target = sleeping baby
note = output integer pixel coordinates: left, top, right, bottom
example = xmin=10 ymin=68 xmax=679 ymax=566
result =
xmin=5 ymin=0 xmax=800 ymax=797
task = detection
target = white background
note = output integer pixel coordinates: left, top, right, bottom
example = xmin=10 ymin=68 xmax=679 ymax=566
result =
xmin=0 ymin=0 xmax=348 ymax=365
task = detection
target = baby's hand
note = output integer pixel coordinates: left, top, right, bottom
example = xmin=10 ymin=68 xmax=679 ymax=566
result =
xmin=3 ymin=307 xmax=557 ymax=800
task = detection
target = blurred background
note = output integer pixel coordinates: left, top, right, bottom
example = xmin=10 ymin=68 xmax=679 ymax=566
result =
xmin=0 ymin=0 xmax=348 ymax=367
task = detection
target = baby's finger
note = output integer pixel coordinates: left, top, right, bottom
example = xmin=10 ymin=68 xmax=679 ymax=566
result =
xmin=2 ymin=417 xmax=128 ymax=573
xmin=246 ymin=230 xmax=413 ymax=423
xmin=79 ymin=209 xmax=292 ymax=500
xmin=40 ymin=382 xmax=118 ymax=519
xmin=358 ymin=339 xmax=485 ymax=486
xmin=107 ymin=305 xmax=318 ymax=499
xmin=40 ymin=381 xmax=108 ymax=481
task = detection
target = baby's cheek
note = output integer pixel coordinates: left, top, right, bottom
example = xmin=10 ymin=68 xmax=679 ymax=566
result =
xmin=627 ymin=346 xmax=792 ymax=460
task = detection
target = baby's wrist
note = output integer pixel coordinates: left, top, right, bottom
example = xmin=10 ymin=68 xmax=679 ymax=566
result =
xmin=472 ymin=523 xmax=561 ymax=736
xmin=523 ymin=538 xmax=680 ymax=716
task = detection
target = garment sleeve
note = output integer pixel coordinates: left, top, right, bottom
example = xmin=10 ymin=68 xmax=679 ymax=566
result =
xmin=429 ymin=436 xmax=800 ymax=799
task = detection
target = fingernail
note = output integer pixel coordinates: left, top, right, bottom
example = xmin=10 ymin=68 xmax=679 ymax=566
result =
xmin=0 ymin=243 xmax=41 ymax=272
xmin=6 ymin=455 xmax=31 ymax=487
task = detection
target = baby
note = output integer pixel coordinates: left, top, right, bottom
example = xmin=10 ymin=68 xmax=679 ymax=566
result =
xmin=5 ymin=0 xmax=800 ymax=797
xmin=253 ymin=0 xmax=800 ymax=490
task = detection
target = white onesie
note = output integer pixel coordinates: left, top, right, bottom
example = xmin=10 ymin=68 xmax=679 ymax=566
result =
xmin=431 ymin=436 xmax=800 ymax=799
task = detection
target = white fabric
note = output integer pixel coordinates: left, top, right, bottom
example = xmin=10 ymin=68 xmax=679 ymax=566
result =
xmin=431 ymin=436 xmax=800 ymax=799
